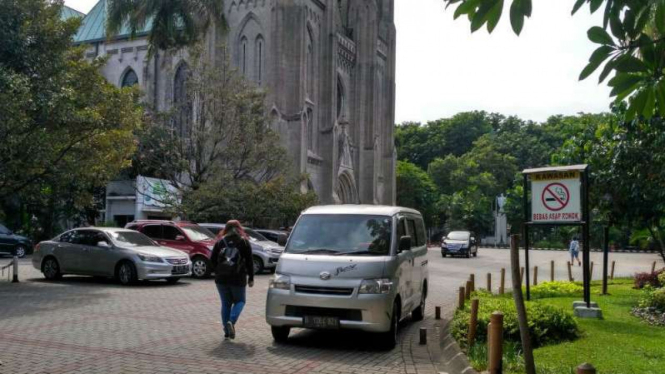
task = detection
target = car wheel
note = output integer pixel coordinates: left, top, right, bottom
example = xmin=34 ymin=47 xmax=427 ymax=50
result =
xmin=441 ymin=253 xmax=446 ymax=258
xmin=14 ymin=245 xmax=27 ymax=258
xmin=412 ymin=292 xmax=426 ymax=321
xmin=42 ymin=257 xmax=62 ymax=280
xmin=271 ymin=326 xmax=290 ymax=343
xmin=191 ymin=256 xmax=211 ymax=278
xmin=117 ymin=261 xmax=138 ymax=286
xmin=253 ymin=256 xmax=264 ymax=274
xmin=166 ymin=277 xmax=180 ymax=284
xmin=380 ymin=301 xmax=400 ymax=350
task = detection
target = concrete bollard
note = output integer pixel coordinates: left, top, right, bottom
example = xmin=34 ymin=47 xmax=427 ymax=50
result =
xmin=611 ymin=260 xmax=615 ymax=280
xmin=576 ymin=363 xmax=596 ymax=374
xmin=500 ymin=268 xmax=505 ymax=294
xmin=419 ymin=327 xmax=427 ymax=345
xmin=568 ymin=261 xmax=574 ymax=281
xmin=520 ymin=267 xmax=524 ymax=285
xmin=470 ymin=274 xmax=475 ymax=292
xmin=435 ymin=306 xmax=441 ymax=320
xmin=487 ymin=273 xmax=492 ymax=293
xmin=551 ymin=261 xmax=555 ymax=282
xmin=466 ymin=280 xmax=472 ymax=300
xmin=459 ymin=287 xmax=466 ymax=310
xmin=12 ymin=255 xmax=19 ymax=283
xmin=652 ymin=261 xmax=657 ymax=273
xmin=468 ymin=299 xmax=479 ymax=347
xmin=488 ymin=312 xmax=504 ymax=374
xmin=534 ymin=266 xmax=538 ymax=286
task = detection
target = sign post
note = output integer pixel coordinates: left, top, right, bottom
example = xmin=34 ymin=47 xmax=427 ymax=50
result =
xmin=522 ymin=165 xmax=594 ymax=310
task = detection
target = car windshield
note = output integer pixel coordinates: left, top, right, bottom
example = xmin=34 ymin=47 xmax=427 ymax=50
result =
xmin=245 ymin=228 xmax=268 ymax=242
xmin=110 ymin=231 xmax=156 ymax=247
xmin=447 ymin=232 xmax=470 ymax=241
xmin=286 ymin=214 xmax=392 ymax=256
xmin=181 ymin=226 xmax=215 ymax=241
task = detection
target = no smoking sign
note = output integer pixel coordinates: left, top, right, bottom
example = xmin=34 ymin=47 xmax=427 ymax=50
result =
xmin=531 ymin=172 xmax=581 ymax=223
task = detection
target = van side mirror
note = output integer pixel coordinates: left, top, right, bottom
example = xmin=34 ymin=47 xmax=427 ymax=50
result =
xmin=277 ymin=234 xmax=288 ymax=246
xmin=175 ymin=235 xmax=186 ymax=242
xmin=398 ymin=236 xmax=412 ymax=253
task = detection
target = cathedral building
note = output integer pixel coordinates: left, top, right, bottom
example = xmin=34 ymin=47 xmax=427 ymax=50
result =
xmin=67 ymin=0 xmax=396 ymax=205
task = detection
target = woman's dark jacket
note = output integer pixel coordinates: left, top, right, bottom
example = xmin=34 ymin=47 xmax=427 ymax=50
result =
xmin=210 ymin=233 xmax=254 ymax=286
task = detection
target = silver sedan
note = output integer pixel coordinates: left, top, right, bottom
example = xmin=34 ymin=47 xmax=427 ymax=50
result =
xmin=32 ymin=228 xmax=191 ymax=285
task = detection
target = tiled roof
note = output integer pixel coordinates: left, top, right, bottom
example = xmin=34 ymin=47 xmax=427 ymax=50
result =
xmin=74 ymin=0 xmax=152 ymax=44
xmin=61 ymin=5 xmax=85 ymax=20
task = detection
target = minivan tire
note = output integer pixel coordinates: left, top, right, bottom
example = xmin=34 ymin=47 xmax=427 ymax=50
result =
xmin=271 ymin=326 xmax=290 ymax=343
xmin=191 ymin=256 xmax=211 ymax=278
xmin=117 ymin=261 xmax=138 ymax=285
xmin=379 ymin=301 xmax=399 ymax=350
xmin=412 ymin=293 xmax=426 ymax=321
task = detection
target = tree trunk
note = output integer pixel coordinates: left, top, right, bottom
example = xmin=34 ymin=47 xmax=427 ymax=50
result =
xmin=647 ymin=226 xmax=665 ymax=263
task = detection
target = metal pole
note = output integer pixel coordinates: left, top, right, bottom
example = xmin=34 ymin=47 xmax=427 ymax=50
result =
xmin=583 ymin=170 xmax=591 ymax=307
xmin=525 ymin=225 xmax=531 ymax=300
xmin=603 ymin=226 xmax=609 ymax=295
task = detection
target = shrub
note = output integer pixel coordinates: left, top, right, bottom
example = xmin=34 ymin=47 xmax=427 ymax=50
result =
xmin=527 ymin=281 xmax=583 ymax=299
xmin=638 ymin=286 xmax=665 ymax=311
xmin=658 ymin=271 xmax=665 ymax=286
xmin=634 ymin=269 xmax=664 ymax=289
xmin=452 ymin=295 xmax=578 ymax=348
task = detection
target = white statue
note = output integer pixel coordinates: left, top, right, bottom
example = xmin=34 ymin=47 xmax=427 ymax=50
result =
xmin=497 ymin=193 xmax=507 ymax=213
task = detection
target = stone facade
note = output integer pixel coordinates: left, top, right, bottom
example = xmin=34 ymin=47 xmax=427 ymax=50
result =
xmin=74 ymin=0 xmax=396 ymax=205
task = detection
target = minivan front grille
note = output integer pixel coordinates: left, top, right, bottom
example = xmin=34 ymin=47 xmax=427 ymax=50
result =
xmin=166 ymin=258 xmax=188 ymax=265
xmin=285 ymin=306 xmax=362 ymax=321
xmin=294 ymin=285 xmax=354 ymax=296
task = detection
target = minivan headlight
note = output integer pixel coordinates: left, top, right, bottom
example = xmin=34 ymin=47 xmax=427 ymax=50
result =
xmin=137 ymin=253 xmax=164 ymax=263
xmin=270 ymin=274 xmax=290 ymax=290
xmin=359 ymin=278 xmax=393 ymax=294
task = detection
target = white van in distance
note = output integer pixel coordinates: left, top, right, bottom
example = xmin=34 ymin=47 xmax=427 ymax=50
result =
xmin=265 ymin=205 xmax=429 ymax=349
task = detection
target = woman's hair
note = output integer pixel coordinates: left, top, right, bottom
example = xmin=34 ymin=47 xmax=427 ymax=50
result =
xmin=218 ymin=220 xmax=249 ymax=240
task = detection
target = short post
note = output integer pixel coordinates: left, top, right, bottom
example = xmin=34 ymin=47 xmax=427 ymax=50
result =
xmin=590 ymin=261 xmax=594 ymax=280
xmin=550 ymin=260 xmax=555 ymax=282
xmin=12 ymin=255 xmax=19 ymax=283
xmin=533 ymin=266 xmax=538 ymax=286
xmin=576 ymin=363 xmax=597 ymax=374
xmin=419 ymin=327 xmax=427 ymax=345
xmin=500 ymin=268 xmax=505 ymax=294
xmin=488 ymin=312 xmax=504 ymax=374
xmin=520 ymin=267 xmax=525 ymax=285
xmin=468 ymin=298 xmax=479 ymax=347
xmin=568 ymin=261 xmax=573 ymax=281
xmin=435 ymin=306 xmax=441 ymax=320
xmin=466 ymin=280 xmax=472 ymax=300
xmin=470 ymin=274 xmax=475 ymax=292
xmin=459 ymin=287 xmax=466 ymax=310
xmin=611 ymin=261 xmax=616 ymax=280
xmin=652 ymin=261 xmax=657 ymax=273
xmin=487 ymin=273 xmax=492 ymax=293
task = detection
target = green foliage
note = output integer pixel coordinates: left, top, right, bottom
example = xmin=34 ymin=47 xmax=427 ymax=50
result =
xmin=528 ymin=281 xmax=583 ymax=299
xmin=396 ymin=161 xmax=439 ymax=227
xmin=444 ymin=0 xmax=665 ymax=120
xmin=452 ymin=292 xmax=579 ymax=348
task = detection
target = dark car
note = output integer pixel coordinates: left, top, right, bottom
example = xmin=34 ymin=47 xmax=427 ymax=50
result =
xmin=0 ymin=224 xmax=33 ymax=258
xmin=441 ymin=231 xmax=478 ymax=258
xmin=254 ymin=229 xmax=289 ymax=245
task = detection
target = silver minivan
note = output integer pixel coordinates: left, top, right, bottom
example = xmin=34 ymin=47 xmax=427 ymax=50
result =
xmin=265 ymin=205 xmax=429 ymax=349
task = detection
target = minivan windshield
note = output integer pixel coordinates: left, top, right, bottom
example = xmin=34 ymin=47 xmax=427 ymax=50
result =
xmin=245 ymin=228 xmax=268 ymax=242
xmin=286 ymin=214 xmax=392 ymax=256
xmin=181 ymin=226 xmax=215 ymax=241
xmin=447 ymin=231 xmax=470 ymax=241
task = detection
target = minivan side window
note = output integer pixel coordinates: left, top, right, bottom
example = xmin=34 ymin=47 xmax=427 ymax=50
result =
xmin=397 ymin=218 xmax=406 ymax=239
xmin=415 ymin=218 xmax=427 ymax=247
xmin=142 ymin=225 xmax=163 ymax=239
xmin=407 ymin=219 xmax=418 ymax=248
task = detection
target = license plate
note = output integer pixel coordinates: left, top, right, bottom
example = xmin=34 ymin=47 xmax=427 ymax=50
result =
xmin=172 ymin=265 xmax=188 ymax=274
xmin=303 ymin=316 xmax=339 ymax=329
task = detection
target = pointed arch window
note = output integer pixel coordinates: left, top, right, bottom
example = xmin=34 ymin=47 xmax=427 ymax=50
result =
xmin=256 ymin=35 xmax=264 ymax=85
xmin=173 ymin=63 xmax=192 ymax=138
xmin=121 ymin=68 xmax=138 ymax=87
xmin=241 ymin=36 xmax=248 ymax=76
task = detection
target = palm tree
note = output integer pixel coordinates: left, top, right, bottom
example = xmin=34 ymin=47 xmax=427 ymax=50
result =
xmin=107 ymin=0 xmax=226 ymax=52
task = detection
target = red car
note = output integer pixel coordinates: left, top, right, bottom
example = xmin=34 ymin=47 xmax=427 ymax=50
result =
xmin=126 ymin=220 xmax=217 ymax=278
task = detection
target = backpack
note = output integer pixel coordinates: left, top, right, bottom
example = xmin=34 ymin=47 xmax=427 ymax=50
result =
xmin=217 ymin=238 xmax=245 ymax=276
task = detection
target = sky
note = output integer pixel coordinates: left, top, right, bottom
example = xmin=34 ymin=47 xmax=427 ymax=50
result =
xmin=65 ymin=0 xmax=612 ymax=124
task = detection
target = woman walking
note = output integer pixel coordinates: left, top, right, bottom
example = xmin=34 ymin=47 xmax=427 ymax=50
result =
xmin=211 ymin=220 xmax=254 ymax=340
xmin=569 ymin=236 xmax=581 ymax=266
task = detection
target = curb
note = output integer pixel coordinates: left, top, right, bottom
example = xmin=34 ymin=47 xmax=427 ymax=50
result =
xmin=434 ymin=319 xmax=478 ymax=374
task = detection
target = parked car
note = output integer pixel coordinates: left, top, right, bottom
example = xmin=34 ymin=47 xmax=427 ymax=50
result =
xmin=265 ymin=205 xmax=429 ymax=349
xmin=254 ymin=229 xmax=289 ymax=245
xmin=0 ymin=224 xmax=33 ymax=258
xmin=32 ymin=228 xmax=191 ymax=285
xmin=441 ymin=231 xmax=478 ymax=258
xmin=198 ymin=223 xmax=284 ymax=274
xmin=126 ymin=220 xmax=216 ymax=278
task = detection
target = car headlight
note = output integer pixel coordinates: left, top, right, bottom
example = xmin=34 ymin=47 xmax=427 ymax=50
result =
xmin=441 ymin=242 xmax=448 ymax=248
xmin=359 ymin=278 xmax=393 ymax=294
xmin=137 ymin=253 xmax=164 ymax=263
xmin=270 ymin=274 xmax=290 ymax=290
xmin=266 ymin=247 xmax=283 ymax=255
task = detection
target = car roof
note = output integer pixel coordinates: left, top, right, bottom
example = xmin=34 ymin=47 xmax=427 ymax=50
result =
xmin=69 ymin=227 xmax=136 ymax=233
xmin=198 ymin=223 xmax=225 ymax=228
xmin=302 ymin=205 xmax=421 ymax=216
xmin=127 ymin=220 xmax=197 ymax=226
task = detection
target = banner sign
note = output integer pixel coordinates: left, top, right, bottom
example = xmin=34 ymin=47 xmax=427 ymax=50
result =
xmin=531 ymin=171 xmax=581 ymax=223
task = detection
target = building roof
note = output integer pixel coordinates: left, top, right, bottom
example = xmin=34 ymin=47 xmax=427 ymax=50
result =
xmin=74 ymin=0 xmax=152 ymax=44
xmin=61 ymin=5 xmax=85 ymax=21
xmin=303 ymin=205 xmax=421 ymax=216
xmin=522 ymin=164 xmax=589 ymax=175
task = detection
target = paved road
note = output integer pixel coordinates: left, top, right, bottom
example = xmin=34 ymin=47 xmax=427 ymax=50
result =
xmin=0 ymin=249 xmax=660 ymax=374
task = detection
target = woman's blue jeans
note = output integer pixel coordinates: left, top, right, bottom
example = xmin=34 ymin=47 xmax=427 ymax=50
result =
xmin=215 ymin=284 xmax=246 ymax=334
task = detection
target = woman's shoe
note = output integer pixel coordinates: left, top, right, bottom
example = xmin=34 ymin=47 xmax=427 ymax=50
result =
xmin=227 ymin=322 xmax=236 ymax=339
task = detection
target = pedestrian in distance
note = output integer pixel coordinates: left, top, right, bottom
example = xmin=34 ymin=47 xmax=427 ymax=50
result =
xmin=569 ymin=236 xmax=581 ymax=267
xmin=211 ymin=220 xmax=254 ymax=340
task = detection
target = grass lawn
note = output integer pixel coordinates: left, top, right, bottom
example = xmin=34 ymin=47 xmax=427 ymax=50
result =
xmin=532 ymin=279 xmax=665 ymax=374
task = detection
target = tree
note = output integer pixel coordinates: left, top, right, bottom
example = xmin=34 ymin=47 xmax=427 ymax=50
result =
xmin=107 ymin=0 xmax=225 ymax=52
xmin=0 ymin=0 xmax=142 ymax=237
xmin=444 ymin=0 xmax=665 ymax=120
xmin=396 ymin=161 xmax=439 ymax=227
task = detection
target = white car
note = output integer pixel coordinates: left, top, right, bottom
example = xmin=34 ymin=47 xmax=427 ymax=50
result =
xmin=32 ymin=227 xmax=191 ymax=285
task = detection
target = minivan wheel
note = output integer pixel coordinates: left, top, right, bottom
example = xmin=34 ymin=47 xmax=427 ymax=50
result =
xmin=380 ymin=301 xmax=399 ymax=350
xmin=271 ymin=326 xmax=290 ymax=343
xmin=42 ymin=257 xmax=62 ymax=280
xmin=117 ymin=261 xmax=138 ymax=285
xmin=191 ymin=256 xmax=211 ymax=278
xmin=253 ymin=256 xmax=264 ymax=274
xmin=412 ymin=293 xmax=426 ymax=321
xmin=14 ymin=245 xmax=26 ymax=258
